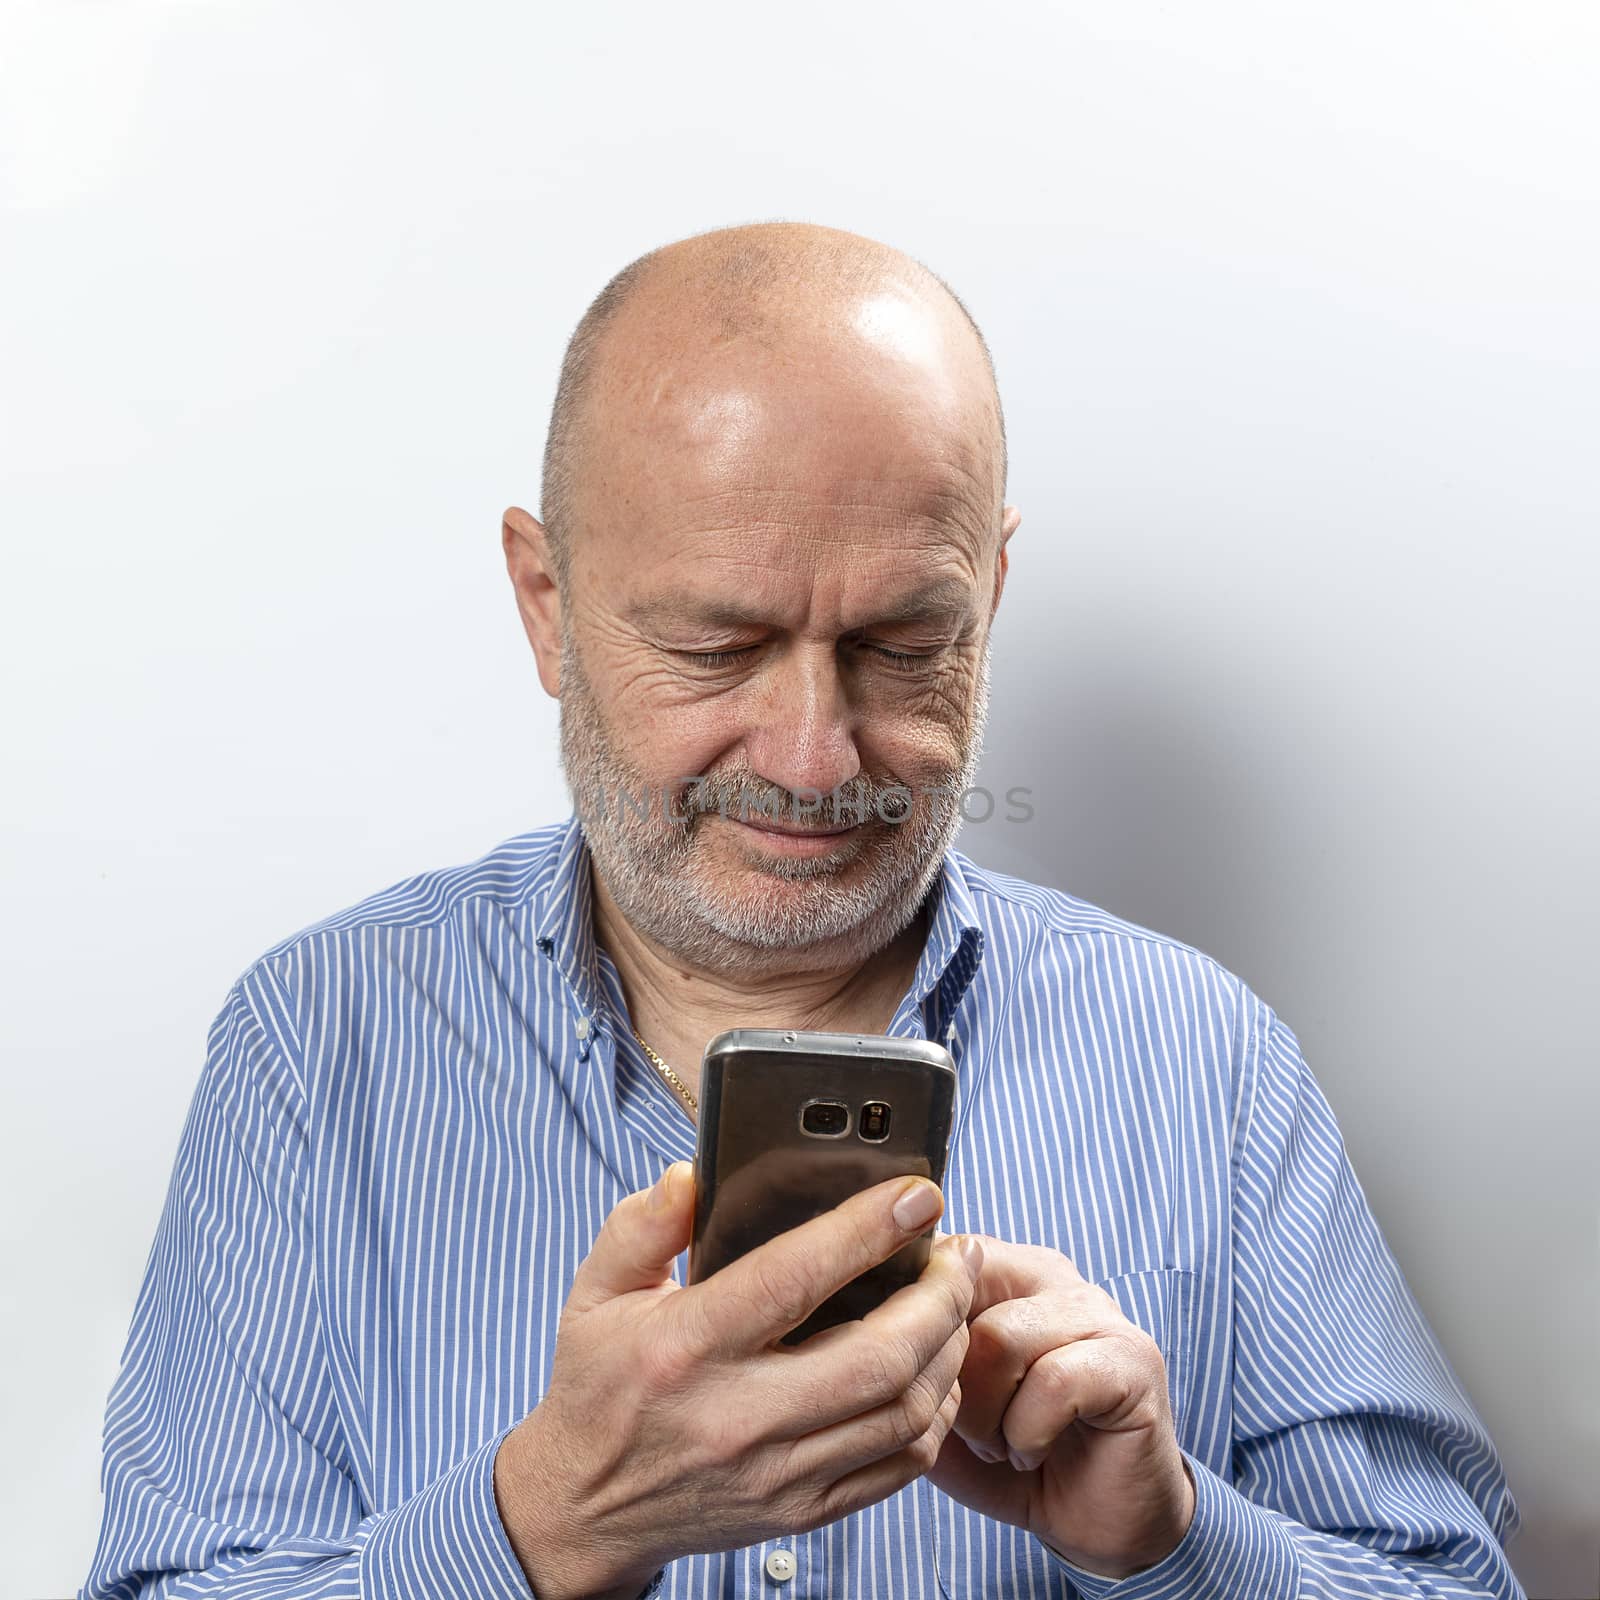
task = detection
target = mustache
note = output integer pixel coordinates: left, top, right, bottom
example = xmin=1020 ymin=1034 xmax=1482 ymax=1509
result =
xmin=674 ymin=772 xmax=937 ymax=827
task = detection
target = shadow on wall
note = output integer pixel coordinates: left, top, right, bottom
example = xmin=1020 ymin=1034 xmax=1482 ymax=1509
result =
xmin=962 ymin=620 xmax=1596 ymax=1600
xmin=965 ymin=634 xmax=1322 ymax=1001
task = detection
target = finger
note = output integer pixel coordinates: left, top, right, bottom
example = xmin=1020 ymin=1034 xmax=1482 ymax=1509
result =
xmin=568 ymin=1161 xmax=695 ymax=1310
xmin=784 ymin=1313 xmax=968 ymax=1482
xmin=763 ymin=1235 xmax=983 ymax=1439
xmin=955 ymin=1291 xmax=1108 ymax=1462
xmin=687 ymin=1174 xmax=947 ymax=1353
xmin=965 ymin=1236 xmax=1088 ymax=1320
xmin=1000 ymin=1337 xmax=1136 ymax=1471
xmin=811 ymin=1358 xmax=965 ymax=1525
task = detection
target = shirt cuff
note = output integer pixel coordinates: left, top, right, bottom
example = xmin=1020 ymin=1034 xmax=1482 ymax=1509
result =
xmin=1037 ymin=1451 xmax=1301 ymax=1599
xmin=359 ymin=1424 xmax=667 ymax=1600
xmin=360 ymin=1425 xmax=539 ymax=1597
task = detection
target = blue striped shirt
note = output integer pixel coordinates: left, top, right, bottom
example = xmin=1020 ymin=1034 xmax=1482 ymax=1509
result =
xmin=83 ymin=812 xmax=1525 ymax=1599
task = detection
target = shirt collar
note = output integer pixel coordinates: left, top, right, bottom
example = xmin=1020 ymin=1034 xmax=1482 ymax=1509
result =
xmin=529 ymin=813 xmax=609 ymax=1031
xmin=529 ymin=811 xmax=985 ymax=1043
xmin=899 ymin=840 xmax=985 ymax=1039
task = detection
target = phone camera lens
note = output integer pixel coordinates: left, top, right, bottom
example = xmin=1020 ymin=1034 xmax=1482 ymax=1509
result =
xmin=858 ymin=1101 xmax=892 ymax=1142
xmin=800 ymin=1100 xmax=850 ymax=1137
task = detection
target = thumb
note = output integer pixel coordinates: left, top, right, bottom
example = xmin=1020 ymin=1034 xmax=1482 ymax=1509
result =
xmin=570 ymin=1160 xmax=696 ymax=1310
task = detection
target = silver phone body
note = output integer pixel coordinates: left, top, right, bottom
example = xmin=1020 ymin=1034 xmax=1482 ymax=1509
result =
xmin=688 ymin=1027 xmax=958 ymax=1346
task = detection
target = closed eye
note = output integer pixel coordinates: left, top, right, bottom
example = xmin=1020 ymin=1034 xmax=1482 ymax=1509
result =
xmin=866 ymin=644 xmax=938 ymax=671
xmin=678 ymin=646 xmax=758 ymax=668
xmin=672 ymin=642 xmax=943 ymax=672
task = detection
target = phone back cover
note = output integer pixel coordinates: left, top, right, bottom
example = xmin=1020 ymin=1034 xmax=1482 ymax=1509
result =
xmin=689 ymin=1035 xmax=956 ymax=1345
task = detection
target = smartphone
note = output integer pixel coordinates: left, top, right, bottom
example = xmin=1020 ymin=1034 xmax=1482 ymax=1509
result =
xmin=688 ymin=1027 xmax=957 ymax=1346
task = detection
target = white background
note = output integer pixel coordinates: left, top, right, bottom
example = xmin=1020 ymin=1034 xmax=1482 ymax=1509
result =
xmin=2 ymin=1 xmax=1595 ymax=1595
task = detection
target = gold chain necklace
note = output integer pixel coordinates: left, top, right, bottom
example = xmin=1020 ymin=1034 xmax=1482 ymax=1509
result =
xmin=629 ymin=1025 xmax=699 ymax=1115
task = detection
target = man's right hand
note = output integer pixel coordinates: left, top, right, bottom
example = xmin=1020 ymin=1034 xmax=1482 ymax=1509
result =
xmin=492 ymin=1160 xmax=984 ymax=1600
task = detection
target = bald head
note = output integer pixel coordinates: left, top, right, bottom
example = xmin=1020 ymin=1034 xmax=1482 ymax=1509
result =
xmin=538 ymin=221 xmax=1007 ymax=585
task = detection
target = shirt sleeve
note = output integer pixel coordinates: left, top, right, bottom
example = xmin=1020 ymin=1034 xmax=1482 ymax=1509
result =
xmin=1038 ymin=998 xmax=1526 ymax=1600
xmin=78 ymin=964 xmax=553 ymax=1599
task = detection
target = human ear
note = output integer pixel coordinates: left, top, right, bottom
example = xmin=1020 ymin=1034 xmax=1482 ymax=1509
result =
xmin=502 ymin=506 xmax=563 ymax=697
xmin=990 ymin=503 xmax=1021 ymax=619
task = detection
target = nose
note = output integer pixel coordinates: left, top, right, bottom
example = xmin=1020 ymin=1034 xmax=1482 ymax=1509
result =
xmin=742 ymin=641 xmax=862 ymax=800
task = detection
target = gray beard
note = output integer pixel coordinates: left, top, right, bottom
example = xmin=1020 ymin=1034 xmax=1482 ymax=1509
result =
xmin=556 ymin=625 xmax=990 ymax=978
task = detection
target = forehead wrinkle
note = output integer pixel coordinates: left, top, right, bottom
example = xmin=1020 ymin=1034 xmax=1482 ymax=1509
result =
xmin=622 ymin=574 xmax=980 ymax=635
xmin=631 ymin=372 xmax=981 ymax=490
xmin=661 ymin=465 xmax=995 ymax=547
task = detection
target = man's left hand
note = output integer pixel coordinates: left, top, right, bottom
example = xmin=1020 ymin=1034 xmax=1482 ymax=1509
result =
xmin=925 ymin=1237 xmax=1197 ymax=1582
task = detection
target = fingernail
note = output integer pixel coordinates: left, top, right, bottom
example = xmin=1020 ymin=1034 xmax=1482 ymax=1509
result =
xmin=649 ymin=1164 xmax=676 ymax=1211
xmin=959 ymin=1235 xmax=985 ymax=1275
xmin=893 ymin=1178 xmax=942 ymax=1230
xmin=971 ymin=1439 xmax=1004 ymax=1463
xmin=1008 ymin=1448 xmax=1042 ymax=1473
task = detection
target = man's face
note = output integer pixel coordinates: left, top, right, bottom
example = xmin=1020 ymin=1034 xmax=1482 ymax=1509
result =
xmin=555 ymin=287 xmax=1007 ymax=976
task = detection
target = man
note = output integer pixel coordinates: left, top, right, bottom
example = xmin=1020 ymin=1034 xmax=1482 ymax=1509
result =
xmin=83 ymin=221 xmax=1524 ymax=1600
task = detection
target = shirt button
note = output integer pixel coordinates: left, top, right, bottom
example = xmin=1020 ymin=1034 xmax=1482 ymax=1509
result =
xmin=764 ymin=1548 xmax=796 ymax=1583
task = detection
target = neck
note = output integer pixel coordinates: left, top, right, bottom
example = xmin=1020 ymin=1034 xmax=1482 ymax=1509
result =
xmin=589 ymin=863 xmax=929 ymax=1111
